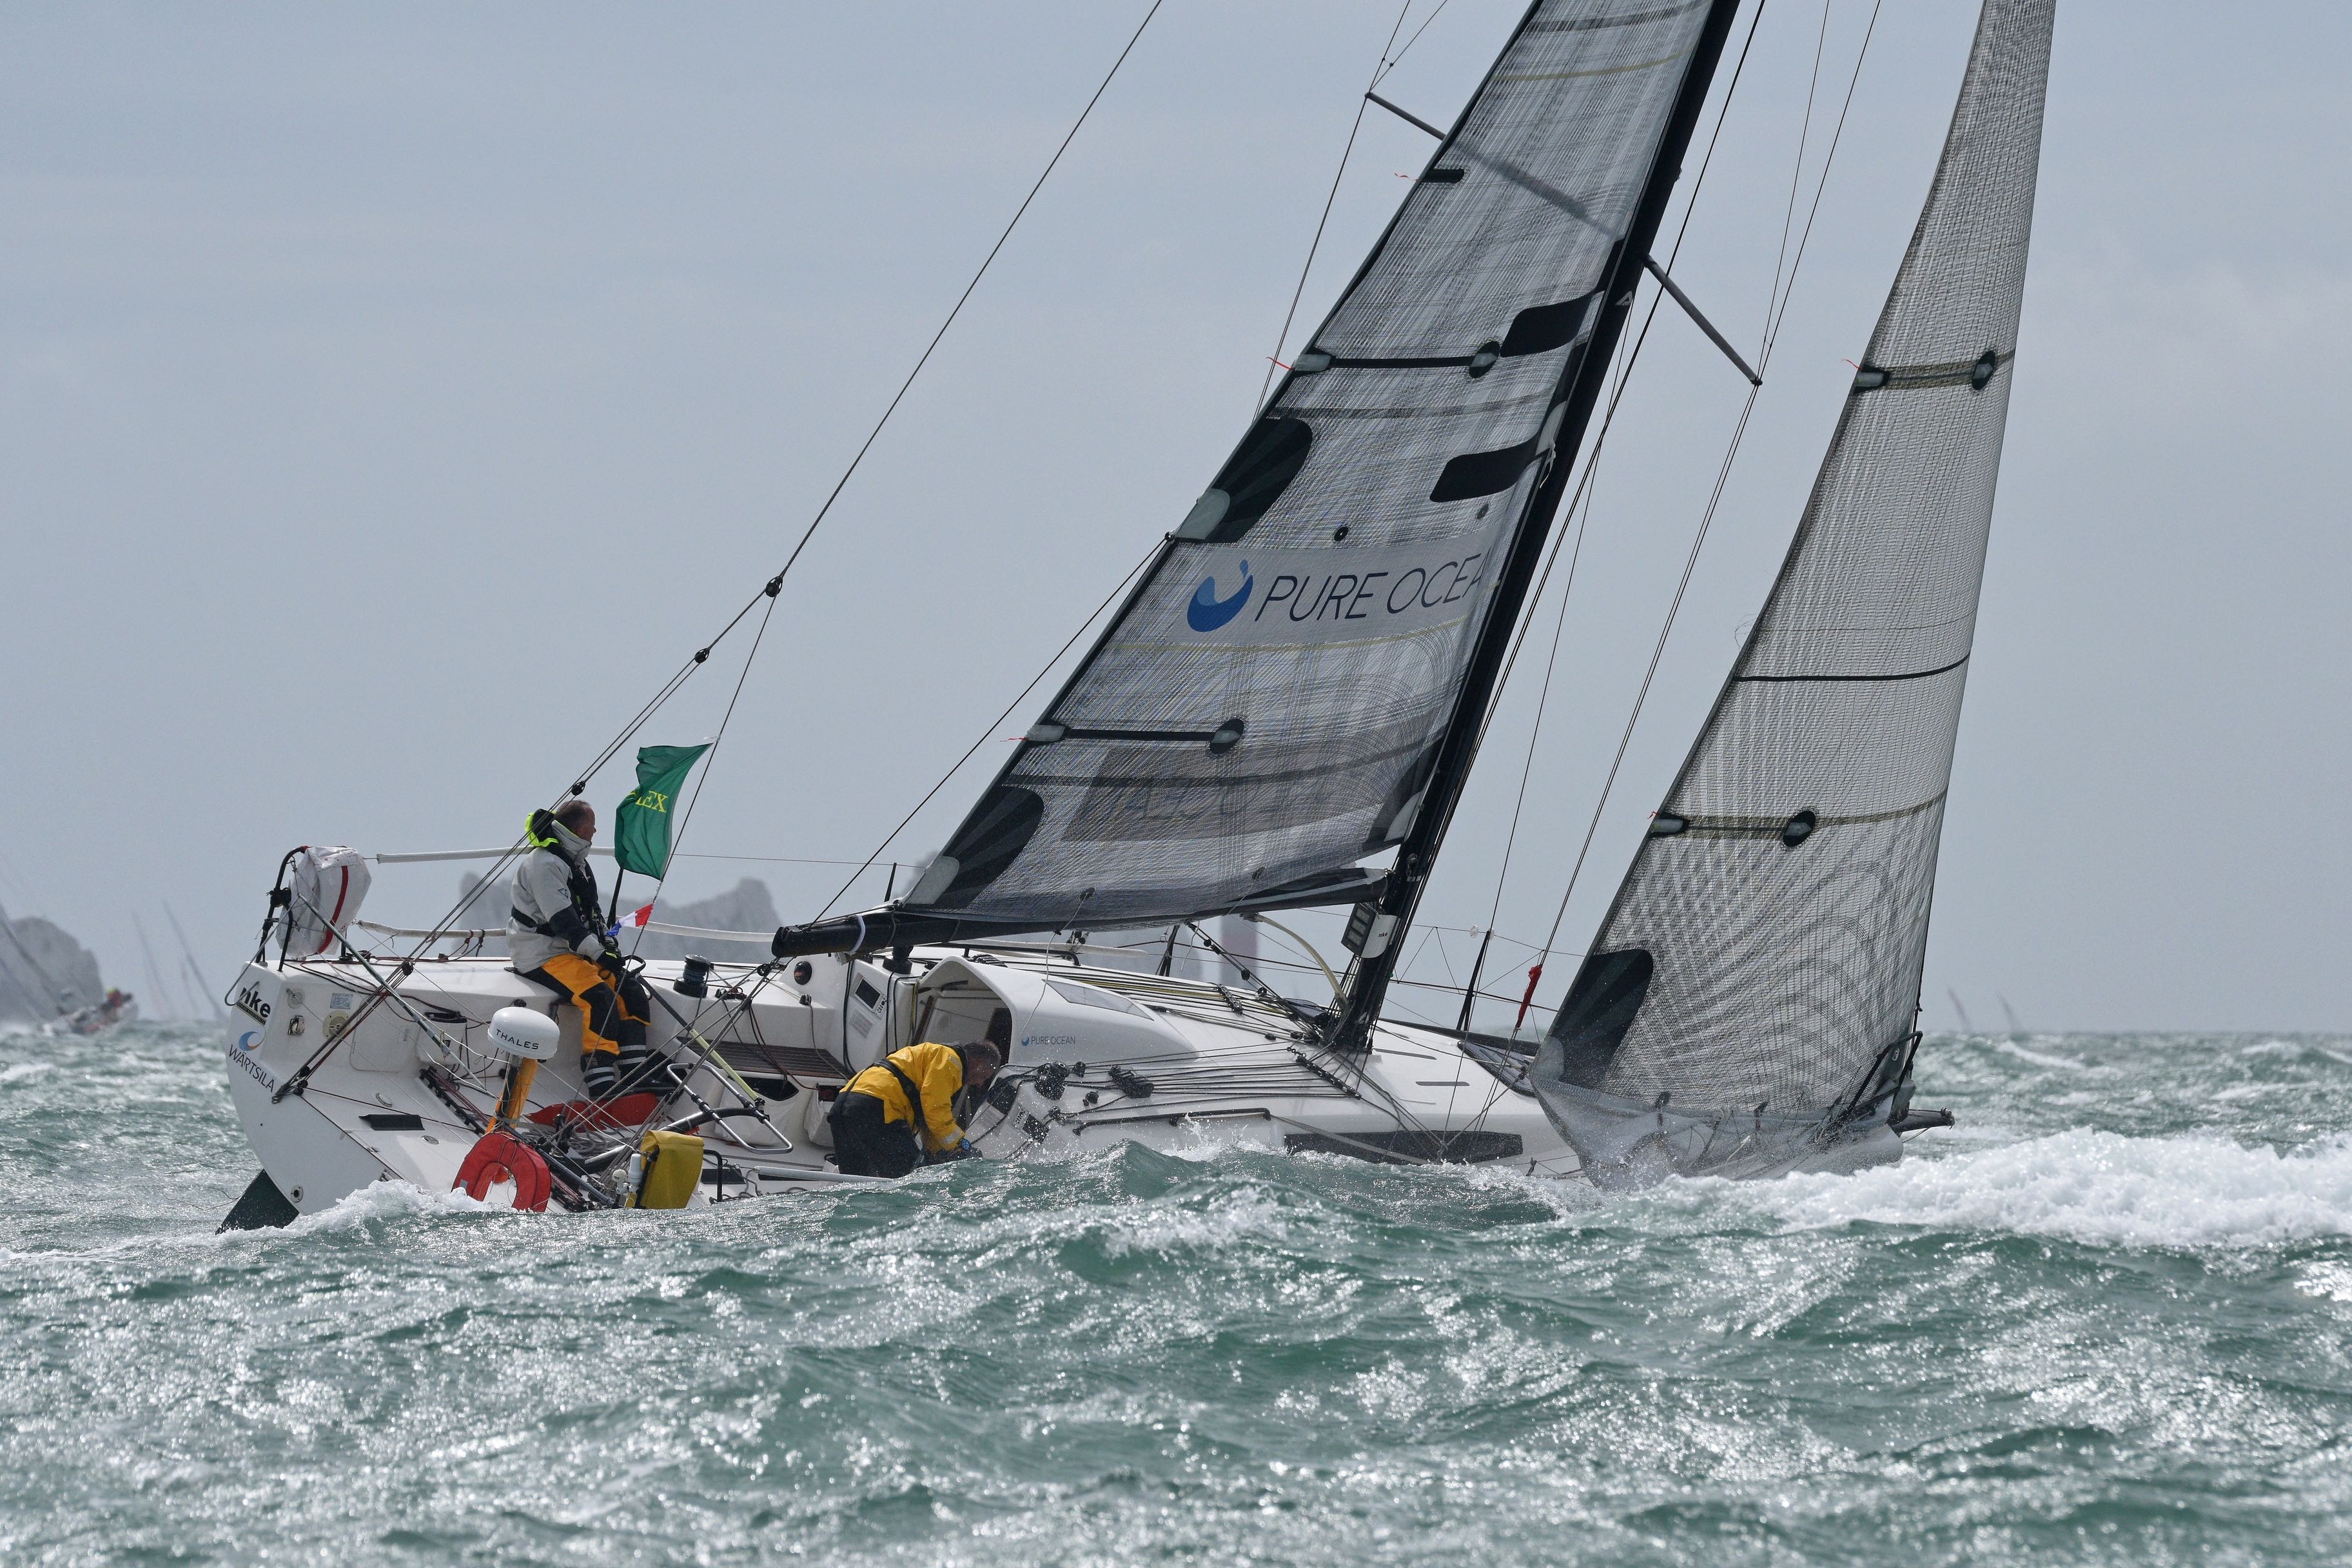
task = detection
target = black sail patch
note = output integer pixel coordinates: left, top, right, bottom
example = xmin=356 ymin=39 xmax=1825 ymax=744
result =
xmin=928 ymin=787 xmax=1045 ymax=908
xmin=1547 ymin=948 xmax=1654 ymax=1090
xmin=1499 ymin=290 xmax=1600 ymax=356
xmin=1186 ymin=418 xmax=1313 ymax=545
xmin=1430 ymin=435 xmax=1540 ymax=502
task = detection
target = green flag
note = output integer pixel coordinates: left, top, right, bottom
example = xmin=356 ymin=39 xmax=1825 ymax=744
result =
xmin=614 ymin=743 xmax=709 ymax=879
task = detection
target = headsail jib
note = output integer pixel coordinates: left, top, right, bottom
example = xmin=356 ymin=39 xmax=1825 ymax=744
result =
xmin=1530 ymin=0 xmax=2057 ymax=1179
xmin=772 ymin=0 xmax=1750 ymax=967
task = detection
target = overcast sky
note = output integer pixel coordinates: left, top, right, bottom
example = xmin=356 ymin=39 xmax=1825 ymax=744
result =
xmin=3 ymin=1 xmax=2345 ymax=1034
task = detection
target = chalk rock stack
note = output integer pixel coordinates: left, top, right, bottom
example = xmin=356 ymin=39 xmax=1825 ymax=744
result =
xmin=0 ymin=916 xmax=105 ymax=1023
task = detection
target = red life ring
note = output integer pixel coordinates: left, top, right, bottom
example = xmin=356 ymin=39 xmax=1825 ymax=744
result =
xmin=453 ymin=1131 xmax=551 ymax=1212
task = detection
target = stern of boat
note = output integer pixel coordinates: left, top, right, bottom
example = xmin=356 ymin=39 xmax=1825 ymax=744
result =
xmin=220 ymin=963 xmax=404 ymax=1215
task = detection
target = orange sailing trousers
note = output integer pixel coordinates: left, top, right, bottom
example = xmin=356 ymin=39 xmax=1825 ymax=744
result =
xmin=524 ymin=952 xmax=648 ymax=1059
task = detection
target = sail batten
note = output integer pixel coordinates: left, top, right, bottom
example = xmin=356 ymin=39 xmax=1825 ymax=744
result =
xmin=775 ymin=0 xmax=1745 ymax=956
xmin=1532 ymin=0 xmax=2055 ymax=1178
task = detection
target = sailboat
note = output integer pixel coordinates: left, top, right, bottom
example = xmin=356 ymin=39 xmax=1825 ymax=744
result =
xmin=213 ymin=0 xmax=2053 ymax=1222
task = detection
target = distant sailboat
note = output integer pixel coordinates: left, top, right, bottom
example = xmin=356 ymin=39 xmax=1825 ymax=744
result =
xmin=165 ymin=903 xmax=226 ymax=1023
xmin=1999 ymin=994 xmax=2025 ymax=1036
xmin=133 ymin=912 xmax=186 ymax=1021
xmin=1533 ymin=0 xmax=2054 ymax=1181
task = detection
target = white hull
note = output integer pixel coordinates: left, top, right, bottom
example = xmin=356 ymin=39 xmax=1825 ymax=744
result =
xmin=219 ymin=943 xmax=1588 ymax=1217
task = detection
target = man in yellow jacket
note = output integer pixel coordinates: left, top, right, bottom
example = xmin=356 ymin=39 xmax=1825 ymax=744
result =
xmin=830 ymin=1039 xmax=1003 ymax=1177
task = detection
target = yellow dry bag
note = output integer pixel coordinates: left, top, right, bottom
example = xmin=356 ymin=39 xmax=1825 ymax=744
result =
xmin=632 ymin=1130 xmax=704 ymax=1210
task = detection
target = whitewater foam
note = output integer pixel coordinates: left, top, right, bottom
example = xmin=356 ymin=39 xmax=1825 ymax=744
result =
xmin=2297 ymin=1260 xmax=2352 ymax=1305
xmin=285 ymin=1178 xmax=495 ymax=1231
xmin=0 ymin=1179 xmax=497 ymax=1268
xmin=1994 ymin=1039 xmax=2087 ymax=1070
xmin=1740 ymin=1128 xmax=2352 ymax=1248
xmin=936 ymin=1176 xmax=1293 ymax=1263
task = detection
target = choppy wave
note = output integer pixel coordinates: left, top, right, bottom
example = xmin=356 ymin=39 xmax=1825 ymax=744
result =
xmin=3 ymin=1024 xmax=2351 ymax=1567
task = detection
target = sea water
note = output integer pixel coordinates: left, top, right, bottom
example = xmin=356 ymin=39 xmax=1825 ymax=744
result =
xmin=3 ymin=1023 xmax=2349 ymax=1565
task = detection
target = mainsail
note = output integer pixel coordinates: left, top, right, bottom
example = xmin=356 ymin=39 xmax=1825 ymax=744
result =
xmin=1533 ymin=0 xmax=2055 ymax=1179
xmin=778 ymin=0 xmax=1743 ymax=965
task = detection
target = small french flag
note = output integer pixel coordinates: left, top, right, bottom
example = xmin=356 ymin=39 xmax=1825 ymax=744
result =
xmin=623 ymin=903 xmax=654 ymax=930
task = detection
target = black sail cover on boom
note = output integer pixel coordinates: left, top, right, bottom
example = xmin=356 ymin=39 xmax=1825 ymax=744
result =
xmin=776 ymin=0 xmax=1734 ymax=957
xmin=1533 ymin=0 xmax=2055 ymax=1181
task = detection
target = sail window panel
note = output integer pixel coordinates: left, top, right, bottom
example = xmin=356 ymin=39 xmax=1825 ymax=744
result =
xmin=955 ymin=743 xmax=1411 ymax=928
xmin=951 ymin=660 xmax=1460 ymax=926
xmin=1549 ymin=948 xmax=1655 ymax=1090
xmin=1320 ymin=2 xmax=1711 ymax=361
xmin=1175 ymin=358 xmax=1568 ymax=557
xmin=1575 ymin=802 xmax=1947 ymax=1110
xmin=1266 ymin=361 xmax=1563 ymax=551
xmin=1500 ymin=293 xmax=1603 ymax=358
xmin=1179 ymin=418 xmax=1315 ymax=544
xmin=1667 ymin=669 xmax=1970 ymax=823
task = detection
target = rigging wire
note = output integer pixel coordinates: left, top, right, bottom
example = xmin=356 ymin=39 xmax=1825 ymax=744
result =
xmin=1479 ymin=470 xmax=1598 ymax=939
xmin=1252 ymin=0 xmax=1420 ymax=416
xmin=568 ymin=0 xmax=1167 ymax=812
xmin=1465 ymin=0 xmax=1770 ymax=794
xmin=1374 ymin=0 xmax=1456 ymax=86
xmin=1759 ymin=0 xmax=1835 ymax=362
xmin=622 ymin=578 xmax=774 ymax=955
xmin=730 ymin=0 xmax=1169 ymax=681
xmin=1762 ymin=1 xmax=1884 ymax=360
xmin=1536 ymin=384 xmax=1758 ymax=959
xmin=343 ymin=1 xmax=1170 ymax=982
xmin=1529 ymin=0 xmax=1885 ymax=974
xmin=810 ymin=538 xmax=1162 ymax=921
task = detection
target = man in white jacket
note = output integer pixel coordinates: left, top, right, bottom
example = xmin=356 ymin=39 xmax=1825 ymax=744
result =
xmin=509 ymin=800 xmax=660 ymax=1100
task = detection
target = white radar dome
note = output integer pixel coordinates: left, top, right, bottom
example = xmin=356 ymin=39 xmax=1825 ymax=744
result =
xmin=486 ymin=1006 xmax=560 ymax=1061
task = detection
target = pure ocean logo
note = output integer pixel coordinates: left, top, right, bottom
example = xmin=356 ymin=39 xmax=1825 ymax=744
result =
xmin=1177 ymin=544 xmax=1491 ymax=645
xmin=1186 ymin=562 xmax=1253 ymax=632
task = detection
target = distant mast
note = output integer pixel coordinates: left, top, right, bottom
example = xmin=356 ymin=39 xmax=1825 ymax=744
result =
xmin=1532 ymin=0 xmax=2057 ymax=1179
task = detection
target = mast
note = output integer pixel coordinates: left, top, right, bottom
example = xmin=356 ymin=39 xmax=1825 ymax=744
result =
xmin=165 ymin=901 xmax=226 ymax=1022
xmin=1327 ymin=0 xmax=1744 ymax=1054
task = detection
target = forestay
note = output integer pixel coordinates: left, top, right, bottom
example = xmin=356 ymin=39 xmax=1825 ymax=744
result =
xmin=875 ymin=0 xmax=1728 ymax=940
xmin=1534 ymin=0 xmax=2055 ymax=1175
